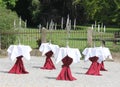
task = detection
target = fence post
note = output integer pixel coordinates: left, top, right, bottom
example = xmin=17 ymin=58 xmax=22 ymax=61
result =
xmin=87 ymin=27 xmax=93 ymax=47
xmin=41 ymin=27 xmax=47 ymax=43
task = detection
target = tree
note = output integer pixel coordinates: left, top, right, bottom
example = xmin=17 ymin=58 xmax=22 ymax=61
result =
xmin=0 ymin=0 xmax=17 ymax=9
xmin=14 ymin=0 xmax=33 ymax=26
xmin=82 ymin=0 xmax=120 ymax=26
xmin=112 ymin=0 xmax=120 ymax=26
xmin=29 ymin=0 xmax=42 ymax=26
xmin=34 ymin=0 xmax=86 ymax=26
xmin=11 ymin=0 xmax=120 ymax=27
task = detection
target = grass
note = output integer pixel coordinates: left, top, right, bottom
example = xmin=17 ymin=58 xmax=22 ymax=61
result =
xmin=46 ymin=29 xmax=87 ymax=51
xmin=2 ymin=26 xmax=120 ymax=52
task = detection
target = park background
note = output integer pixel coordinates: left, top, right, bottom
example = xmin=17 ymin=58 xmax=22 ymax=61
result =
xmin=0 ymin=0 xmax=120 ymax=58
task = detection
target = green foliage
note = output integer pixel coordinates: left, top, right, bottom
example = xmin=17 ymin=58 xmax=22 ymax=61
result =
xmin=10 ymin=0 xmax=120 ymax=27
xmin=30 ymin=0 xmax=41 ymax=24
xmin=0 ymin=0 xmax=17 ymax=9
xmin=0 ymin=7 xmax=16 ymax=29
xmin=82 ymin=0 xmax=120 ymax=26
xmin=0 ymin=6 xmax=20 ymax=49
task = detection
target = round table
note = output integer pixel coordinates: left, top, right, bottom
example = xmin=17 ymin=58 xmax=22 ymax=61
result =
xmin=55 ymin=47 xmax=82 ymax=81
xmin=39 ymin=43 xmax=59 ymax=70
xmin=7 ymin=45 xmax=32 ymax=74
xmin=82 ymin=47 xmax=112 ymax=76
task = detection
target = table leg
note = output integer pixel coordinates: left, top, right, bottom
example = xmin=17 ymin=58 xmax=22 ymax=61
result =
xmin=8 ymin=55 xmax=28 ymax=74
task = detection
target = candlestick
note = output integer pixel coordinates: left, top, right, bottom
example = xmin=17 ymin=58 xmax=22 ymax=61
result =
xmin=94 ymin=21 xmax=97 ymax=47
xmin=66 ymin=14 xmax=70 ymax=47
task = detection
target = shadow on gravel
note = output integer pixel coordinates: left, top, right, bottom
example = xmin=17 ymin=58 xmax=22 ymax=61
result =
xmin=32 ymin=66 xmax=41 ymax=69
xmin=45 ymin=76 xmax=56 ymax=80
xmin=0 ymin=70 xmax=8 ymax=73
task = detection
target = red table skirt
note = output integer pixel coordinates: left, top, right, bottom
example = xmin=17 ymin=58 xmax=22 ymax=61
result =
xmin=56 ymin=56 xmax=76 ymax=81
xmin=100 ymin=61 xmax=107 ymax=71
xmin=40 ymin=51 xmax=56 ymax=70
xmin=86 ymin=56 xmax=101 ymax=76
xmin=8 ymin=55 xmax=28 ymax=74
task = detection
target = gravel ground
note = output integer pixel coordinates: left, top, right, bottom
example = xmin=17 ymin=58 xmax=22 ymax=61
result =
xmin=0 ymin=56 xmax=120 ymax=87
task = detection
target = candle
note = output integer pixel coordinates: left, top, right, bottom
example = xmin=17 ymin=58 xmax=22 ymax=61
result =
xmin=95 ymin=21 xmax=97 ymax=29
xmin=38 ymin=24 xmax=41 ymax=29
xmin=104 ymin=25 xmax=106 ymax=32
xmin=61 ymin=17 xmax=63 ymax=29
xmin=98 ymin=24 xmax=100 ymax=32
xmin=25 ymin=20 xmax=27 ymax=28
xmin=74 ymin=18 xmax=76 ymax=30
xmin=92 ymin=24 xmax=94 ymax=30
xmin=101 ymin=23 xmax=103 ymax=32
xmin=46 ymin=22 xmax=48 ymax=29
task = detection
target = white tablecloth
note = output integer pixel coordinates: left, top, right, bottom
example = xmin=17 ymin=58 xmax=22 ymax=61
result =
xmin=55 ymin=47 xmax=82 ymax=64
xmin=39 ymin=43 xmax=59 ymax=56
xmin=82 ymin=47 xmax=112 ymax=63
xmin=7 ymin=45 xmax=32 ymax=61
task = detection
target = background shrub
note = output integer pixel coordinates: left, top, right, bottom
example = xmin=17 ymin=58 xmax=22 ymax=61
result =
xmin=0 ymin=6 xmax=24 ymax=49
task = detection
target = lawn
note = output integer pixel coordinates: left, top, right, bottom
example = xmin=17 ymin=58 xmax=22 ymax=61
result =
xmin=3 ymin=26 xmax=119 ymax=52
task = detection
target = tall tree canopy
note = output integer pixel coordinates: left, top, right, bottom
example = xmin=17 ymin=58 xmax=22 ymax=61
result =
xmin=83 ymin=0 xmax=120 ymax=25
xmin=0 ymin=0 xmax=17 ymax=9
xmin=5 ymin=0 xmax=120 ymax=27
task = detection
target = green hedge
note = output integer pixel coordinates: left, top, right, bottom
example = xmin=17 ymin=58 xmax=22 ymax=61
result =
xmin=0 ymin=6 xmax=23 ymax=49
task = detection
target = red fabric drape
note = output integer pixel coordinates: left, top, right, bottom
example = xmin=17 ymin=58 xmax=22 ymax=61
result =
xmin=100 ymin=61 xmax=107 ymax=71
xmin=8 ymin=55 xmax=28 ymax=74
xmin=56 ymin=56 xmax=76 ymax=81
xmin=86 ymin=56 xmax=101 ymax=76
xmin=40 ymin=51 xmax=56 ymax=70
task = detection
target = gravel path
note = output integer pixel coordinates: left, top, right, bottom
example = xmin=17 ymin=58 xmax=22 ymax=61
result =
xmin=0 ymin=56 xmax=120 ymax=87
